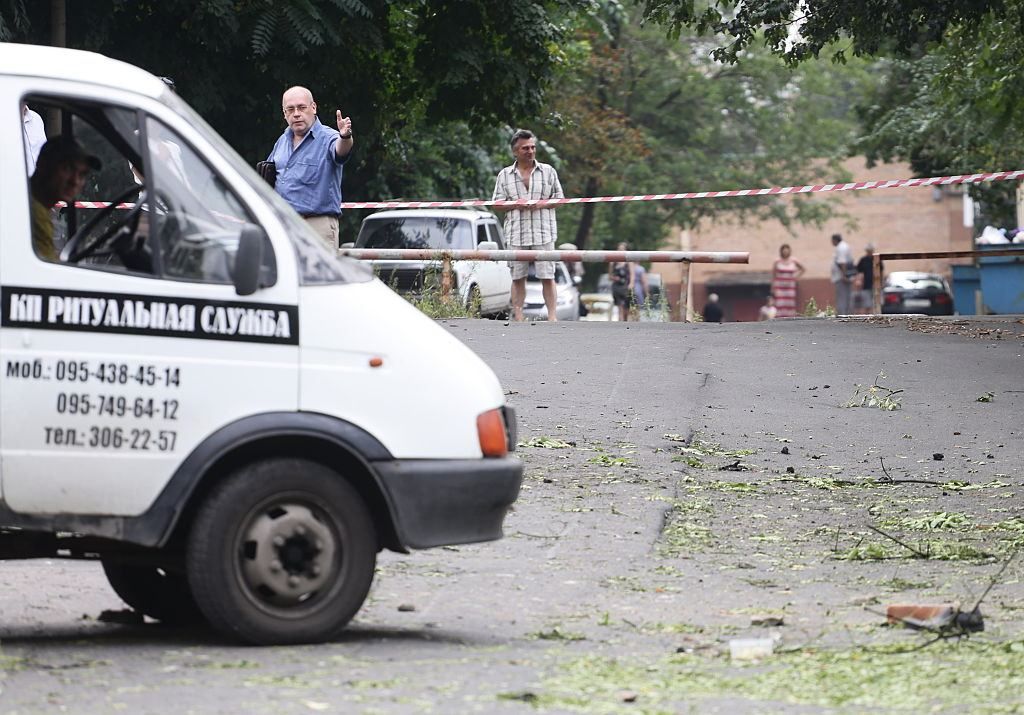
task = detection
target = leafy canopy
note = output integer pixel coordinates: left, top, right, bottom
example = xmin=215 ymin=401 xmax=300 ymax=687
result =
xmin=639 ymin=0 xmax=1003 ymax=65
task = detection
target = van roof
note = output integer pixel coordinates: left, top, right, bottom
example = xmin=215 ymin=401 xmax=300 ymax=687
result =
xmin=0 ymin=43 xmax=165 ymax=97
xmin=363 ymin=208 xmax=498 ymax=222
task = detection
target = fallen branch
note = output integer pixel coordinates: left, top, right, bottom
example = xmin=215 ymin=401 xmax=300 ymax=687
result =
xmin=866 ymin=524 xmax=929 ymax=559
xmin=876 ymin=457 xmax=944 ymax=486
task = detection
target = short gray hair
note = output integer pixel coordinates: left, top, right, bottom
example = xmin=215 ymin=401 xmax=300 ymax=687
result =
xmin=509 ymin=128 xmax=535 ymax=149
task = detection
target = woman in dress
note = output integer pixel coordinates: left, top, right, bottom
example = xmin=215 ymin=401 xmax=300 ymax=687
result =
xmin=771 ymin=243 xmax=805 ymax=317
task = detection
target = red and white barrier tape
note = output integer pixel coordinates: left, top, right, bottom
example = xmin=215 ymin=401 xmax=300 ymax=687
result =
xmin=339 ymin=170 xmax=1024 ymax=210
xmin=57 ymin=168 xmax=1024 ymax=211
xmin=340 ymin=249 xmax=748 ymax=264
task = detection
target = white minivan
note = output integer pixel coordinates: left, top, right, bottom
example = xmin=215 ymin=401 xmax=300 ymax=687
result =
xmin=0 ymin=44 xmax=522 ymax=644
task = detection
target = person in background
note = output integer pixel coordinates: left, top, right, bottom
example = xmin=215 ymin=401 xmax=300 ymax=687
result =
xmin=830 ymin=233 xmax=854 ymax=315
xmin=267 ymin=86 xmax=354 ymax=253
xmin=702 ymin=292 xmax=724 ymax=323
xmin=854 ymin=243 xmax=875 ymax=313
xmin=492 ymin=129 xmax=564 ymax=321
xmin=631 ymin=261 xmax=650 ymax=318
xmin=609 ymin=241 xmax=633 ymax=321
xmin=771 ymin=243 xmax=804 ymax=317
xmin=759 ymin=295 xmax=778 ymax=321
xmin=30 ymin=135 xmax=101 ymax=261
xmin=22 ymin=103 xmax=46 ymax=174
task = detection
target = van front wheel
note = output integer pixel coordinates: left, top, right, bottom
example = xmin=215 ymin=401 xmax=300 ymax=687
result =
xmin=186 ymin=459 xmax=377 ymax=645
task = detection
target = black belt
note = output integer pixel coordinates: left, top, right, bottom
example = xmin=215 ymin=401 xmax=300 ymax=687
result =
xmin=301 ymin=213 xmax=340 ymax=219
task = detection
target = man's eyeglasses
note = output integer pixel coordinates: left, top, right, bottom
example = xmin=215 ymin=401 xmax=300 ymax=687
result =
xmin=283 ymin=104 xmax=310 ymax=115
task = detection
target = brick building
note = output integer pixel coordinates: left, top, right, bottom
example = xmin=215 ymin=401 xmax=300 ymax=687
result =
xmin=653 ymin=159 xmax=974 ymax=321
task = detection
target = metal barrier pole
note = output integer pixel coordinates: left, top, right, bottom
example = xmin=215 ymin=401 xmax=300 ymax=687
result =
xmin=441 ymin=255 xmax=453 ymax=301
xmin=680 ymin=263 xmax=691 ymax=322
xmin=872 ymin=253 xmax=883 ymax=314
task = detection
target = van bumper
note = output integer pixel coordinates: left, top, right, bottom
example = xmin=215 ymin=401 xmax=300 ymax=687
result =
xmin=373 ymin=457 xmax=523 ymax=549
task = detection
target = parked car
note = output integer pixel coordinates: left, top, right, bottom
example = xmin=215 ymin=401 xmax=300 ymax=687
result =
xmin=353 ymin=209 xmax=512 ymax=317
xmin=522 ymin=261 xmax=581 ymax=321
xmin=580 ymin=273 xmax=617 ymax=321
xmin=580 ymin=293 xmax=616 ymax=321
xmin=882 ymin=271 xmax=955 ymax=315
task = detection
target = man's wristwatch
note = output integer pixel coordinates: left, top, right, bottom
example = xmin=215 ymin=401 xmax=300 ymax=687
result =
xmin=339 ymin=132 xmax=352 ymax=139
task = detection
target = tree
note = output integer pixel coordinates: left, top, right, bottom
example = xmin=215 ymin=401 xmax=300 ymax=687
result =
xmin=639 ymin=0 xmax=1003 ymax=65
xmin=4 ymin=0 xmax=586 ymax=235
xmin=539 ymin=8 xmax=875 ymax=253
xmin=854 ymin=1 xmax=1024 ymax=226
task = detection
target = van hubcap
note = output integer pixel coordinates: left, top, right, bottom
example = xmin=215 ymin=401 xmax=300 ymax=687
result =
xmin=240 ymin=502 xmax=337 ymax=607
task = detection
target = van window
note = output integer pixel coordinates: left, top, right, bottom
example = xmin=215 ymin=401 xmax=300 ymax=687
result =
xmin=356 ymin=216 xmax=473 ymax=251
xmin=145 ymin=117 xmax=275 ymax=286
xmin=23 ymin=96 xmax=276 ymax=286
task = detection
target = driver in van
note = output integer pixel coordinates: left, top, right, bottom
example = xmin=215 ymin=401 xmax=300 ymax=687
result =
xmin=29 ymin=135 xmax=101 ymax=261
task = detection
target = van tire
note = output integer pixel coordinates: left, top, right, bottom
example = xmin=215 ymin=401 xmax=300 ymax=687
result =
xmin=101 ymin=560 xmax=204 ymax=625
xmin=186 ymin=459 xmax=377 ymax=645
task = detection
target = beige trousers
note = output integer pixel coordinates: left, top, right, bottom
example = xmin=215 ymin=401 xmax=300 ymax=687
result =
xmin=304 ymin=215 xmax=340 ymax=254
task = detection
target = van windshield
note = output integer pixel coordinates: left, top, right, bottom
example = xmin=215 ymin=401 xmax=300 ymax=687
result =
xmin=356 ymin=216 xmax=473 ymax=251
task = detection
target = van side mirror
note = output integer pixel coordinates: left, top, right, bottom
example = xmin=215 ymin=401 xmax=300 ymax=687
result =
xmin=233 ymin=224 xmax=265 ymax=296
xmin=573 ymin=275 xmax=582 ymax=285
xmin=340 ymin=242 xmax=355 ymax=249
xmin=478 ymin=240 xmax=498 ymax=250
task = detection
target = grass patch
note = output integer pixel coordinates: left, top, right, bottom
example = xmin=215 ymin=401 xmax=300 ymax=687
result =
xmin=882 ymin=512 xmax=973 ymax=532
xmin=532 ymin=627 xmax=587 ymax=642
xmin=534 ymin=640 xmax=1024 ymax=713
xmin=589 ymin=453 xmax=636 ymax=468
xmin=843 ymin=371 xmax=903 ymax=411
xmin=519 ymin=436 xmax=574 ymax=449
xmin=660 ymin=499 xmax=714 ymax=556
xmin=837 ymin=539 xmax=991 ymax=562
xmin=707 ymin=480 xmax=759 ymax=493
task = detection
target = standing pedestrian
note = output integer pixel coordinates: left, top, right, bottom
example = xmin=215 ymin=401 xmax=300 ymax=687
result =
xmin=830 ymin=233 xmax=854 ymax=315
xmin=266 ymin=86 xmax=354 ymax=253
xmin=631 ymin=261 xmax=650 ymax=318
xmin=492 ymin=129 xmax=564 ymax=321
xmin=609 ymin=242 xmax=633 ymax=321
xmin=771 ymin=243 xmax=805 ymax=317
xmin=702 ymin=293 xmax=724 ymax=323
xmin=854 ymin=244 xmax=875 ymax=313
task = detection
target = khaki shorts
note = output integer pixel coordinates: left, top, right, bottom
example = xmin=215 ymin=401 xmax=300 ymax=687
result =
xmin=510 ymin=241 xmax=555 ymax=280
xmin=304 ymin=215 xmax=340 ymax=254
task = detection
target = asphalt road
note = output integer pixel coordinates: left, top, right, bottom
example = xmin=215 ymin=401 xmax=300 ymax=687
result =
xmin=2 ymin=315 xmax=1023 ymax=714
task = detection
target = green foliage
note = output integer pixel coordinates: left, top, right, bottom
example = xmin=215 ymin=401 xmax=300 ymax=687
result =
xmin=639 ymin=0 xmax=1001 ymax=65
xmin=7 ymin=1 xmax=584 ymax=238
xmin=540 ymin=11 xmax=874 ymax=251
xmin=537 ymin=640 xmax=1024 ymax=712
xmin=842 ymin=372 xmax=903 ymax=410
xmin=0 ymin=0 xmax=28 ymax=40
xmin=854 ymin=2 xmax=1024 ymax=225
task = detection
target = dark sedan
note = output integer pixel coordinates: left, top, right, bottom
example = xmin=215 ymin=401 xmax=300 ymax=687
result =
xmin=881 ymin=271 xmax=955 ymax=315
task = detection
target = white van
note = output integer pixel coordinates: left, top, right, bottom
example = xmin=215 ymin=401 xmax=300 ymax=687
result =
xmin=354 ymin=208 xmax=512 ymax=317
xmin=0 ymin=44 xmax=521 ymax=644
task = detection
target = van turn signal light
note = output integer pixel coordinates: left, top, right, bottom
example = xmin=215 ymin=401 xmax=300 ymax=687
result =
xmin=369 ymin=356 xmax=383 ymax=368
xmin=477 ymin=408 xmax=508 ymax=457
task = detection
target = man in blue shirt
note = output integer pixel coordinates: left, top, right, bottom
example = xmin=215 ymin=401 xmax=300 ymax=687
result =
xmin=267 ymin=86 xmax=354 ymax=252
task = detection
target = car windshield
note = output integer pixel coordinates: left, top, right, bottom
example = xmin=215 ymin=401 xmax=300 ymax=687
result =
xmin=356 ymin=216 xmax=473 ymax=250
xmin=886 ymin=273 xmax=945 ymax=290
